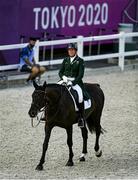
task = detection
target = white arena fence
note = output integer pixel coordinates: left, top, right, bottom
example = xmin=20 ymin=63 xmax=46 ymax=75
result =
xmin=0 ymin=32 xmax=138 ymax=71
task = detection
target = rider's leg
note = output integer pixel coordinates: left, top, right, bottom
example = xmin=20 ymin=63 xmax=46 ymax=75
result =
xmin=72 ymin=85 xmax=84 ymax=128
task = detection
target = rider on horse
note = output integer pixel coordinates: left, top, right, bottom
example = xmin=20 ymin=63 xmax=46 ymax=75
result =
xmin=58 ymin=43 xmax=88 ymax=128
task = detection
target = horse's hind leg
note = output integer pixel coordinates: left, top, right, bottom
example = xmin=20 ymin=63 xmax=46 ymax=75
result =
xmin=36 ymin=126 xmax=53 ymax=170
xmin=66 ymin=126 xmax=74 ymax=166
xmin=79 ymin=127 xmax=88 ymax=161
xmin=94 ymin=120 xmax=102 ymax=157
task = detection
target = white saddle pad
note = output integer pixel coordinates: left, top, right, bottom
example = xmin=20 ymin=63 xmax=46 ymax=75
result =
xmin=69 ymin=91 xmax=91 ymax=111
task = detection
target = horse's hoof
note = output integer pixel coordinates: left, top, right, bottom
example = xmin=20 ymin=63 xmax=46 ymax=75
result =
xmin=95 ymin=149 xmax=102 ymax=157
xmin=35 ymin=164 xmax=43 ymax=171
xmin=79 ymin=156 xmax=85 ymax=161
xmin=65 ymin=161 xmax=74 ymax=166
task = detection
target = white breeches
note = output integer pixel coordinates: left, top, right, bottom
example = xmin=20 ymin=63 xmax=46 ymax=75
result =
xmin=72 ymin=84 xmax=83 ymax=103
xmin=57 ymin=80 xmax=83 ymax=103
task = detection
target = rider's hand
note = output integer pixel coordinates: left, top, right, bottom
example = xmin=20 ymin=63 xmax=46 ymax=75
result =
xmin=67 ymin=81 xmax=72 ymax=86
xmin=62 ymin=75 xmax=68 ymax=83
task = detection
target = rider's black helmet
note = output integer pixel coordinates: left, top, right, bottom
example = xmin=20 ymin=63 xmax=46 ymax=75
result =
xmin=67 ymin=43 xmax=77 ymax=50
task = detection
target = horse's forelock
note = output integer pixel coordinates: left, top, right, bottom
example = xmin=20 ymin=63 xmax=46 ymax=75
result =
xmin=34 ymin=86 xmax=45 ymax=93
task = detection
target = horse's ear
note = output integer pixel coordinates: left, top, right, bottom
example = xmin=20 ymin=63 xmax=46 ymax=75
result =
xmin=33 ymin=80 xmax=39 ymax=89
xmin=43 ymin=81 xmax=47 ymax=88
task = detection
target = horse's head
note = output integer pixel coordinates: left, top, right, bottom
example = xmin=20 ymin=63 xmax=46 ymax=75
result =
xmin=28 ymin=81 xmax=47 ymax=118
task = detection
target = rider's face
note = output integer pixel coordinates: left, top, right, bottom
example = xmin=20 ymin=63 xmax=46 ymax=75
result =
xmin=68 ymin=48 xmax=77 ymax=57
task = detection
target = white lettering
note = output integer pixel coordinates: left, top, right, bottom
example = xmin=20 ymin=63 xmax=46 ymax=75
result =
xmin=33 ymin=3 xmax=109 ymax=31
xmin=68 ymin=5 xmax=76 ymax=27
xmin=33 ymin=8 xmax=41 ymax=30
xmin=86 ymin=4 xmax=93 ymax=25
xmin=51 ymin=6 xmax=59 ymax=29
xmin=60 ymin=6 xmax=68 ymax=28
xmin=101 ymin=3 xmax=108 ymax=24
xmin=78 ymin=4 xmax=85 ymax=26
xmin=41 ymin=7 xmax=50 ymax=29
xmin=94 ymin=3 xmax=100 ymax=25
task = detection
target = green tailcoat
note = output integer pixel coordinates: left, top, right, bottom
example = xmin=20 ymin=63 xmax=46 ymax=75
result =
xmin=59 ymin=56 xmax=90 ymax=99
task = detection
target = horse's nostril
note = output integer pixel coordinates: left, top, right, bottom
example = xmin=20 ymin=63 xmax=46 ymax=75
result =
xmin=28 ymin=110 xmax=35 ymax=117
xmin=31 ymin=112 xmax=35 ymax=116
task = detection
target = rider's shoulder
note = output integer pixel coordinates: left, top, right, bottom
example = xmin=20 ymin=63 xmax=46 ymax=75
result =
xmin=76 ymin=56 xmax=84 ymax=62
xmin=63 ymin=57 xmax=70 ymax=61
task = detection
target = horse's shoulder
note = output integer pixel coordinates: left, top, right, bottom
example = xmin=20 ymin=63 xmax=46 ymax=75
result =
xmin=84 ymin=83 xmax=100 ymax=88
xmin=47 ymin=83 xmax=66 ymax=91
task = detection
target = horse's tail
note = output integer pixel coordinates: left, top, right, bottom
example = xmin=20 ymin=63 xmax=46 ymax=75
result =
xmin=86 ymin=114 xmax=106 ymax=134
xmin=85 ymin=82 xmax=105 ymax=134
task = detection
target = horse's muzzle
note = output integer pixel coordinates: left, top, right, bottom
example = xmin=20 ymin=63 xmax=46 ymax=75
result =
xmin=28 ymin=108 xmax=37 ymax=118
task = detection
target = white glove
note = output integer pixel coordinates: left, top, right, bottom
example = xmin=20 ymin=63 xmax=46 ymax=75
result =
xmin=67 ymin=77 xmax=75 ymax=81
xmin=62 ymin=75 xmax=68 ymax=83
xmin=67 ymin=81 xmax=72 ymax=86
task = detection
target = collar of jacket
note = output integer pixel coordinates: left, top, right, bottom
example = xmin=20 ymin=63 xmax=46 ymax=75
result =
xmin=69 ymin=55 xmax=79 ymax=64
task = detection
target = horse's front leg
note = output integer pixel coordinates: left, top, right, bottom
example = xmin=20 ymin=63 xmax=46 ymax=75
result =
xmin=79 ymin=126 xmax=88 ymax=161
xmin=66 ymin=126 xmax=74 ymax=166
xmin=36 ymin=125 xmax=53 ymax=170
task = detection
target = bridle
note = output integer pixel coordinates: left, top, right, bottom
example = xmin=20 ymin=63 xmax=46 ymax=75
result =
xmin=30 ymin=89 xmax=47 ymax=127
xmin=30 ymin=86 xmax=63 ymax=127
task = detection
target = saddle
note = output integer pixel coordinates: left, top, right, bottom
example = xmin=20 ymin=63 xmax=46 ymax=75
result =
xmin=67 ymin=87 xmax=92 ymax=111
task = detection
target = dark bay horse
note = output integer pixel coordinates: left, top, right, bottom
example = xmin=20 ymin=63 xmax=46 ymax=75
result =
xmin=28 ymin=81 xmax=105 ymax=170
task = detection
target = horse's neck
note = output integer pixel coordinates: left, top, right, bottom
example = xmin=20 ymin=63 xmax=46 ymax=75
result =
xmin=47 ymin=84 xmax=73 ymax=103
xmin=47 ymin=86 xmax=61 ymax=102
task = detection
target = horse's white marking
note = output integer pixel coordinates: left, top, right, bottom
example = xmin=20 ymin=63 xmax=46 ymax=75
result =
xmin=80 ymin=153 xmax=87 ymax=158
xmin=95 ymin=149 xmax=102 ymax=156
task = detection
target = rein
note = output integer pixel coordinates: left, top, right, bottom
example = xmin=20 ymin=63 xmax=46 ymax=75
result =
xmin=31 ymin=116 xmax=42 ymax=128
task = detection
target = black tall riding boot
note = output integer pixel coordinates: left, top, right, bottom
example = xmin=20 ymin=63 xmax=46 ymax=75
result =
xmin=78 ymin=102 xmax=85 ymax=128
